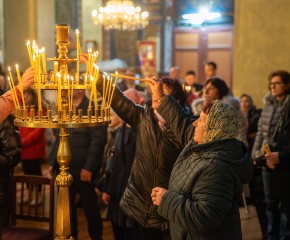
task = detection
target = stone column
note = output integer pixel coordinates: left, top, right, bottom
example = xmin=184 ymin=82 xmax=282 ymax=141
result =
xmin=233 ymin=0 xmax=290 ymax=108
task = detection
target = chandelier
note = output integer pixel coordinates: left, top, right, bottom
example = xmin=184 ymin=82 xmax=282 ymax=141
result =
xmin=92 ymin=0 xmax=149 ymax=31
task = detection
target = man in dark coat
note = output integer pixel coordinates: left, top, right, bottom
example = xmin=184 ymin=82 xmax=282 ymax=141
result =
xmin=49 ymin=89 xmax=107 ymax=240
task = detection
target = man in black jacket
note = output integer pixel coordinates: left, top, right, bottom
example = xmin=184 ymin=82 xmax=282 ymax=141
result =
xmin=0 ymin=99 xmax=21 ymax=239
xmin=49 ymin=88 xmax=107 ymax=240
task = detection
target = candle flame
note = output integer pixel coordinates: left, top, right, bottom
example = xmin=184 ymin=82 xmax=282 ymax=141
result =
xmin=16 ymin=64 xmax=19 ymax=70
xmin=27 ymin=40 xmax=30 ymax=47
xmin=8 ymin=76 xmax=10 ymax=82
xmin=96 ymin=51 xmax=99 ymax=56
xmin=67 ymin=74 xmax=69 ymax=79
xmin=76 ymin=29 xmax=79 ymax=34
xmin=42 ymin=47 xmax=45 ymax=52
xmin=8 ymin=67 xmax=11 ymax=72
xmin=54 ymin=62 xmax=58 ymax=65
xmin=33 ymin=40 xmax=36 ymax=46
xmin=33 ymin=53 xmax=36 ymax=60
xmin=39 ymin=49 xmax=42 ymax=54
xmin=56 ymin=73 xmax=61 ymax=78
xmin=88 ymin=48 xmax=92 ymax=53
xmin=93 ymin=63 xmax=99 ymax=69
xmin=115 ymin=71 xmax=118 ymax=75
xmin=103 ymin=74 xmax=106 ymax=79
xmin=71 ymin=76 xmax=74 ymax=81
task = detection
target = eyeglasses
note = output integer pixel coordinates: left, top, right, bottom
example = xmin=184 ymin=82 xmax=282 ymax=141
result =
xmin=270 ymin=81 xmax=285 ymax=86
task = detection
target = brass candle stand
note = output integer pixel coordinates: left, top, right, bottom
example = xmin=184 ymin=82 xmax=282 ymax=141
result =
xmin=14 ymin=24 xmax=112 ymax=240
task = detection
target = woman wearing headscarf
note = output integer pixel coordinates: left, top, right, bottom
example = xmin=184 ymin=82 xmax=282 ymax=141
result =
xmin=147 ymin=77 xmax=253 ymax=240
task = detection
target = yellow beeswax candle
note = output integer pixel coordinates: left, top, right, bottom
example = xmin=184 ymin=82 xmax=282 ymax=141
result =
xmin=68 ymin=76 xmax=70 ymax=111
xmin=41 ymin=47 xmax=46 ymax=73
xmin=27 ymin=41 xmax=33 ymax=66
xmin=88 ymin=75 xmax=94 ymax=110
xmin=54 ymin=62 xmax=58 ymax=81
xmin=86 ymin=48 xmax=92 ymax=73
xmin=57 ymin=73 xmax=61 ymax=111
xmin=8 ymin=67 xmax=20 ymax=108
xmin=16 ymin=64 xmax=26 ymax=109
xmin=7 ymin=77 xmax=17 ymax=108
xmin=76 ymin=29 xmax=80 ymax=74
xmin=71 ymin=77 xmax=74 ymax=111
xmin=36 ymin=58 xmax=42 ymax=111
xmin=102 ymin=74 xmax=106 ymax=109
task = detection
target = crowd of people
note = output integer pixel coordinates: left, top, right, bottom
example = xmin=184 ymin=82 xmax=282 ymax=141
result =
xmin=0 ymin=56 xmax=290 ymax=240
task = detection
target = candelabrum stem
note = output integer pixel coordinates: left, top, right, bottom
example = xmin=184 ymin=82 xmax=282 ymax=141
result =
xmin=55 ymin=128 xmax=74 ymax=240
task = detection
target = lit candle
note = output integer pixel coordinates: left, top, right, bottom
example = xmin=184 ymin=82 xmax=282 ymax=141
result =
xmin=76 ymin=29 xmax=80 ymax=74
xmin=76 ymin=29 xmax=82 ymax=54
xmin=7 ymin=76 xmax=17 ymax=108
xmin=32 ymin=40 xmax=36 ymax=55
xmin=57 ymin=73 xmax=61 ymax=110
xmin=8 ymin=67 xmax=20 ymax=108
xmin=16 ymin=64 xmax=26 ymax=109
xmin=86 ymin=48 xmax=92 ymax=73
xmin=71 ymin=77 xmax=74 ymax=111
xmin=36 ymin=57 xmax=42 ymax=111
xmin=27 ymin=41 xmax=33 ymax=66
xmin=41 ymin=47 xmax=46 ymax=73
xmin=93 ymin=72 xmax=99 ymax=109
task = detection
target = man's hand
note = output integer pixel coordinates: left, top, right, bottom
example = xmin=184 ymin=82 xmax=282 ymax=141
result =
xmin=151 ymin=187 xmax=168 ymax=206
xmin=80 ymin=169 xmax=92 ymax=182
xmin=21 ymin=67 xmax=34 ymax=90
xmin=80 ymin=53 xmax=89 ymax=65
xmin=95 ymin=188 xmax=102 ymax=196
xmin=265 ymin=152 xmax=279 ymax=164
xmin=146 ymin=77 xmax=164 ymax=99
xmin=102 ymin=192 xmax=110 ymax=205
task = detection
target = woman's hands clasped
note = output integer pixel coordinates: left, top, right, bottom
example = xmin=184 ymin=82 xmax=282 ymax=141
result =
xmin=151 ymin=187 xmax=167 ymax=206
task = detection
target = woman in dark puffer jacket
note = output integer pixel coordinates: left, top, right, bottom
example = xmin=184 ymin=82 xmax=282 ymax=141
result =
xmin=0 ymin=112 xmax=21 ymax=239
xmin=148 ymin=77 xmax=253 ymax=240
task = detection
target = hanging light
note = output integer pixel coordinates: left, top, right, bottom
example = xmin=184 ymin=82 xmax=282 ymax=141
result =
xmin=92 ymin=0 xmax=149 ymax=31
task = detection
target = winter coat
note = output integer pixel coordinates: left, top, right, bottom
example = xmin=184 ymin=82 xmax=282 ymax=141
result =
xmin=0 ymin=115 xmax=21 ymax=205
xmin=270 ymin=94 xmax=290 ymax=201
xmin=18 ymin=108 xmax=46 ymax=160
xmin=246 ymin=107 xmax=261 ymax=153
xmin=191 ymin=94 xmax=248 ymax=147
xmin=96 ymin=76 xmax=195 ymax=230
xmin=156 ymin=96 xmax=253 ymax=240
xmin=252 ymin=92 xmax=290 ymax=159
xmin=49 ymin=96 xmax=107 ymax=182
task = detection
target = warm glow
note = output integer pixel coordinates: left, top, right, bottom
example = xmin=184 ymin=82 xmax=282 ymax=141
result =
xmin=16 ymin=64 xmax=19 ymax=70
xmin=124 ymin=14 xmax=128 ymax=19
xmin=93 ymin=63 xmax=99 ymax=69
xmin=76 ymin=29 xmax=79 ymax=35
xmin=67 ymin=74 xmax=69 ymax=79
xmin=115 ymin=71 xmax=118 ymax=75
xmin=56 ymin=73 xmax=61 ymax=78
xmin=136 ymin=7 xmax=141 ymax=12
xmin=113 ymin=15 xmax=116 ymax=19
xmin=8 ymin=76 xmax=10 ymax=82
xmin=135 ymin=14 xmax=139 ymax=19
xmin=27 ymin=40 xmax=30 ymax=47
xmin=33 ymin=53 xmax=36 ymax=60
xmin=92 ymin=9 xmax=98 ymax=17
xmin=33 ymin=40 xmax=36 ymax=46
xmin=98 ymin=14 xmax=103 ymax=20
xmin=71 ymin=76 xmax=74 ymax=81
xmin=42 ymin=47 xmax=45 ymax=52
xmin=8 ymin=67 xmax=11 ymax=72
xmin=54 ymin=62 xmax=58 ymax=65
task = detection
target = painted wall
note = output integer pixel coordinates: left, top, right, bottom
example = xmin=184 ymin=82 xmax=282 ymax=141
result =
xmin=233 ymin=0 xmax=290 ymax=108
